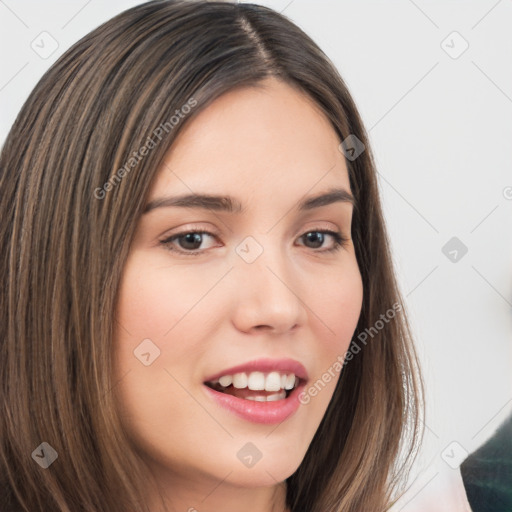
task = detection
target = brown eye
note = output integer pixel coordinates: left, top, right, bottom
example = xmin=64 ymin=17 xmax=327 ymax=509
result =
xmin=160 ymin=229 xmax=218 ymax=256
xmin=298 ymin=229 xmax=348 ymax=252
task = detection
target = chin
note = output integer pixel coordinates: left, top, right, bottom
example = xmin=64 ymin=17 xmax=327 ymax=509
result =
xmin=220 ymin=458 xmax=301 ymax=488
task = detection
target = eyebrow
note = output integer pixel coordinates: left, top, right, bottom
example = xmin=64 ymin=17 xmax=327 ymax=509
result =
xmin=142 ymin=187 xmax=355 ymax=215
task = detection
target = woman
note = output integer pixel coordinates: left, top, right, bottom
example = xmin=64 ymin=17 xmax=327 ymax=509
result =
xmin=0 ymin=1 xmax=424 ymax=511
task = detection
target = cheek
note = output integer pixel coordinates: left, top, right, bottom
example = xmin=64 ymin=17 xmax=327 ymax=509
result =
xmin=112 ymin=249 xmax=233 ymax=401
xmin=112 ymin=252 xmax=211 ymax=408
xmin=115 ymin=251 xmax=229 ymax=344
xmin=112 ymin=253 xmax=229 ymax=461
xmin=298 ymin=258 xmax=363 ymax=407
xmin=306 ymin=258 xmax=363 ymax=353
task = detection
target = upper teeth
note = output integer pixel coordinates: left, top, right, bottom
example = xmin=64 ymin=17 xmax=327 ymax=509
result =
xmin=211 ymin=371 xmax=298 ymax=391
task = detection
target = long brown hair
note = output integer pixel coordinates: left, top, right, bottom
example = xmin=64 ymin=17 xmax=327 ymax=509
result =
xmin=0 ymin=1 xmax=423 ymax=510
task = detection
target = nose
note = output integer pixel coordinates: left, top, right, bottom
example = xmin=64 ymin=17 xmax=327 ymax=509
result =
xmin=230 ymin=242 xmax=307 ymax=335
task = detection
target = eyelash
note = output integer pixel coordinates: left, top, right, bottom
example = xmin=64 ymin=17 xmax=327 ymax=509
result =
xmin=159 ymin=228 xmax=349 ymax=257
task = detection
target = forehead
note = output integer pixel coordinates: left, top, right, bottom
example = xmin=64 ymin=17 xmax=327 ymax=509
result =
xmin=150 ymin=77 xmax=351 ymax=200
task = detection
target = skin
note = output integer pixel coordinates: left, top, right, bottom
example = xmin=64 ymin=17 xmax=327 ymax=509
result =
xmin=112 ymin=76 xmax=364 ymax=512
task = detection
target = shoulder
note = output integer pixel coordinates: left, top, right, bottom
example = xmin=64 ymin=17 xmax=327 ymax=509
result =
xmin=460 ymin=413 xmax=512 ymax=511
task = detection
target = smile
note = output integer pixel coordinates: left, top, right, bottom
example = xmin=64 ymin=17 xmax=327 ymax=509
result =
xmin=204 ymin=370 xmax=300 ymax=401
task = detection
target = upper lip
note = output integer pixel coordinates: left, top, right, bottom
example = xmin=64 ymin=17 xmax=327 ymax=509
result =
xmin=203 ymin=358 xmax=309 ymax=383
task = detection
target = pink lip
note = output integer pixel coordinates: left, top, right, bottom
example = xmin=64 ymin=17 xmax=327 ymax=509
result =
xmin=203 ymin=357 xmax=309 ymax=383
xmin=203 ymin=379 xmax=306 ymax=424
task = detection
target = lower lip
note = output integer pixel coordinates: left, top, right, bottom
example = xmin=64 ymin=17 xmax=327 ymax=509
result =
xmin=203 ymin=382 xmax=305 ymax=425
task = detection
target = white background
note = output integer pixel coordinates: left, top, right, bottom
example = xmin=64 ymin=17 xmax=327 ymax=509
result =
xmin=1 ymin=1 xmax=511 ymax=510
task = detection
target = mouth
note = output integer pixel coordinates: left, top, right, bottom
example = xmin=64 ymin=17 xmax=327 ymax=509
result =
xmin=204 ymin=371 xmax=305 ymax=402
xmin=201 ymin=358 xmax=309 ymax=424
xmin=202 ymin=371 xmax=307 ymax=424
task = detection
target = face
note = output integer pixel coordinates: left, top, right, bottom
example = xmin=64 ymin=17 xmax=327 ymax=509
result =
xmin=113 ymin=77 xmax=363 ymax=498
